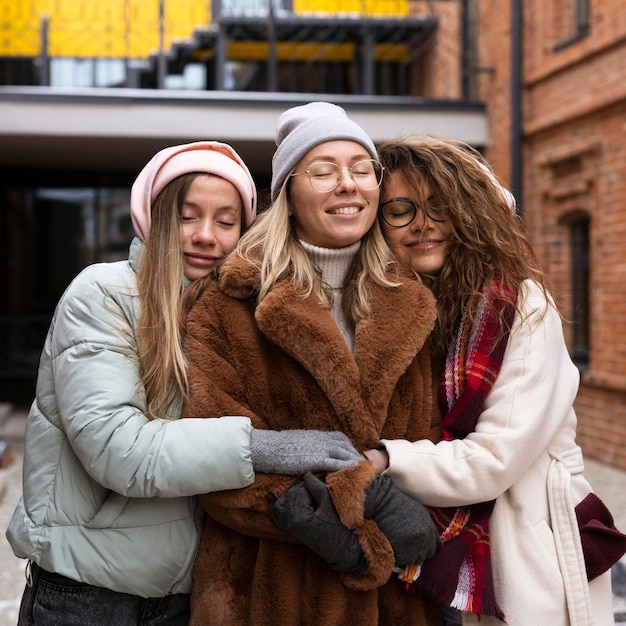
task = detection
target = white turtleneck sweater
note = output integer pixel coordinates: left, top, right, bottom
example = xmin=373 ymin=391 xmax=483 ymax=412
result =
xmin=299 ymin=239 xmax=361 ymax=353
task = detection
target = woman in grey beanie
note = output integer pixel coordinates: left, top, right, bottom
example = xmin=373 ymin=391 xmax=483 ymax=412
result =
xmin=183 ymin=102 xmax=443 ymax=625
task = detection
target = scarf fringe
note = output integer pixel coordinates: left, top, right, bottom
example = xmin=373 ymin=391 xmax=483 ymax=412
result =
xmin=406 ymin=572 xmax=506 ymax=620
xmin=407 ymin=280 xmax=515 ymax=623
xmin=451 ymin=590 xmax=471 ymax=612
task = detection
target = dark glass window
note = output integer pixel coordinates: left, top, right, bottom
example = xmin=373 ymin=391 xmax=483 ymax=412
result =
xmin=0 ymin=179 xmax=131 ymax=405
xmin=570 ymin=218 xmax=590 ymax=368
xmin=554 ymin=0 xmax=591 ymax=50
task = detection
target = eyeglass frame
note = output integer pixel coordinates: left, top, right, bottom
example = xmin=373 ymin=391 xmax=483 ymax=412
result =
xmin=379 ymin=197 xmax=449 ymax=228
xmin=290 ymin=159 xmax=385 ymax=193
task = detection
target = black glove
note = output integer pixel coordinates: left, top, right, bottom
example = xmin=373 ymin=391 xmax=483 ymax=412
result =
xmin=268 ymin=472 xmax=367 ymax=571
xmin=364 ymin=475 xmax=441 ymax=567
xmin=251 ymin=429 xmax=362 ymax=475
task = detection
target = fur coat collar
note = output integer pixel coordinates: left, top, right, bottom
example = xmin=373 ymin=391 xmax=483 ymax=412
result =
xmin=218 ymin=251 xmax=437 ymax=447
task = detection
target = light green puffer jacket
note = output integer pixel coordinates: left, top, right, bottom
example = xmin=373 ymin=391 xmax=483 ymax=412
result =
xmin=6 ymin=238 xmax=254 ymax=598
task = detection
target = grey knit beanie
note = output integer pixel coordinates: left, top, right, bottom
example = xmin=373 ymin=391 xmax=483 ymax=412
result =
xmin=271 ymin=102 xmax=378 ymax=201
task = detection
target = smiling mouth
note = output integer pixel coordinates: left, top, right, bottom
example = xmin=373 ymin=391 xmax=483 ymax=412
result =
xmin=410 ymin=240 xmax=443 ymax=249
xmin=186 ymin=253 xmax=217 ymax=264
xmin=327 ymin=206 xmax=361 ymax=215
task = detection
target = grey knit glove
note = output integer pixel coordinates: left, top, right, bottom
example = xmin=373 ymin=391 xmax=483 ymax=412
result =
xmin=250 ymin=429 xmax=361 ymax=475
xmin=268 ymin=472 xmax=367 ymax=571
xmin=364 ymin=474 xmax=441 ymax=567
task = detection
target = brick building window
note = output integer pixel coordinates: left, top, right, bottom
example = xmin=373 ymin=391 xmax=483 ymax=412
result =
xmin=570 ymin=217 xmax=590 ymax=368
xmin=554 ymin=0 xmax=591 ymax=50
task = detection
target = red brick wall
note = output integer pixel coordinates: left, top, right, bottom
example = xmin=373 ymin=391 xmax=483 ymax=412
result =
xmin=520 ymin=0 xmax=626 ymax=471
xmin=524 ymin=105 xmax=626 ymax=471
xmin=412 ymin=1 xmax=514 ymax=182
xmin=576 ymin=384 xmax=626 ymax=469
xmin=471 ymin=0 xmax=513 ymax=183
xmin=414 ymin=0 xmax=626 ymax=471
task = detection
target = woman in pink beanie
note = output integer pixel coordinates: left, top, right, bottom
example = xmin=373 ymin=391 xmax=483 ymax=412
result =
xmin=7 ymin=140 xmax=361 ymax=626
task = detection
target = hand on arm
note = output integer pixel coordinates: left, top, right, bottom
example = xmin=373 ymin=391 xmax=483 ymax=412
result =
xmin=363 ymin=446 xmax=389 ymax=473
xmin=364 ymin=474 xmax=441 ymax=567
xmin=250 ymin=428 xmax=362 ymax=475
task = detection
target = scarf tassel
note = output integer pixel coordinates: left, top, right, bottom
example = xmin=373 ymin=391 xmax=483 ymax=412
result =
xmin=402 ymin=281 xmax=516 ymax=622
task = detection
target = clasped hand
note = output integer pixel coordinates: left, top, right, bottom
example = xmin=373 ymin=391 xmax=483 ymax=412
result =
xmin=269 ymin=472 xmax=441 ymax=571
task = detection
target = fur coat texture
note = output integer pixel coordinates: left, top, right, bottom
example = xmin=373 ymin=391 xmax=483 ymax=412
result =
xmin=183 ymin=251 xmax=442 ymax=626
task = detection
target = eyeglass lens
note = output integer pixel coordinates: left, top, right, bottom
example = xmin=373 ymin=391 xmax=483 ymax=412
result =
xmin=306 ymin=160 xmax=383 ymax=192
xmin=381 ymin=200 xmax=448 ymax=227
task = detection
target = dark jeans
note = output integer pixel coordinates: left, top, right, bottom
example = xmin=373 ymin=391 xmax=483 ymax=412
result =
xmin=18 ymin=562 xmax=190 ymax=626
xmin=440 ymin=603 xmax=463 ymax=625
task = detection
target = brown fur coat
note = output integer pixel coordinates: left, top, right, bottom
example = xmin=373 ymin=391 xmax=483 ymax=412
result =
xmin=183 ymin=251 xmax=442 ymax=626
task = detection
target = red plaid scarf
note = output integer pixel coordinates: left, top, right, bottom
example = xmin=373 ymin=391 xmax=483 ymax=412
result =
xmin=399 ymin=280 xmax=516 ymax=620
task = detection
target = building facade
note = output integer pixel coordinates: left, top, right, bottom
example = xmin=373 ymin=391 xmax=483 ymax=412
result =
xmin=522 ymin=0 xmax=626 ymax=470
xmin=1 ymin=0 xmax=625 ymax=470
xmin=459 ymin=0 xmax=626 ymax=470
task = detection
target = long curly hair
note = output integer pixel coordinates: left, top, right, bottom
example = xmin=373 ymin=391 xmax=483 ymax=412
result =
xmin=378 ymin=136 xmax=550 ymax=357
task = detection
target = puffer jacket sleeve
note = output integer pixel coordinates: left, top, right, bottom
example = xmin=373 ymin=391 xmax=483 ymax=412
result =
xmin=46 ymin=262 xmax=254 ymax=499
xmin=383 ymin=280 xmax=580 ymax=506
xmin=184 ymin=282 xmax=299 ymax=542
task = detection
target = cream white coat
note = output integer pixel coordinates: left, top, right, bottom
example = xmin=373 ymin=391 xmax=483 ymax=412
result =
xmin=383 ymin=280 xmax=614 ymax=625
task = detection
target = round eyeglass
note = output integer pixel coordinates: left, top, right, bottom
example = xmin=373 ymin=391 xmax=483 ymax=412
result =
xmin=290 ymin=159 xmax=384 ymax=193
xmin=379 ymin=198 xmax=449 ymax=228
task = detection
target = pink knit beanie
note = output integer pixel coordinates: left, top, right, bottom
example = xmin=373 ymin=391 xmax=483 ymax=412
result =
xmin=130 ymin=141 xmax=257 ymax=240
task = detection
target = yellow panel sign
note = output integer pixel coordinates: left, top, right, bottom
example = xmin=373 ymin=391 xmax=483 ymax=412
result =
xmin=293 ymin=0 xmax=407 ymax=16
xmin=0 ymin=0 xmax=210 ymax=58
xmin=0 ymin=0 xmax=408 ymax=58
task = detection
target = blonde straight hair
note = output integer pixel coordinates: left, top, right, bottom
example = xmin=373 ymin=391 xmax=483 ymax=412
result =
xmin=236 ymin=178 xmax=397 ymax=321
xmin=136 ymin=172 xmax=243 ymax=419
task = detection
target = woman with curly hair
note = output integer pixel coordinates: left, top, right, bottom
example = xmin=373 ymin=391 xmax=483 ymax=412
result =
xmin=364 ymin=136 xmax=626 ymax=626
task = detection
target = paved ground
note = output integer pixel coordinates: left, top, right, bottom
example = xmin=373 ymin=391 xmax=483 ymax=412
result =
xmin=0 ymin=435 xmax=25 ymax=626
xmin=1 ymin=404 xmax=625 ymax=625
